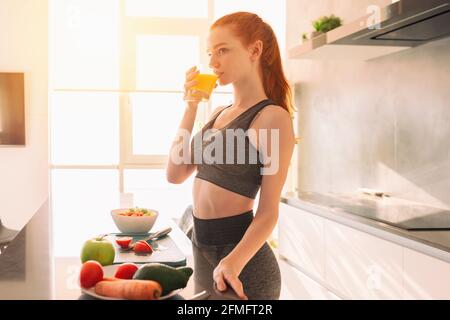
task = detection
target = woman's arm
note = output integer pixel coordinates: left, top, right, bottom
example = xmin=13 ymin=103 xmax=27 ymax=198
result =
xmin=213 ymin=105 xmax=295 ymax=299
xmin=166 ymin=103 xmax=199 ymax=184
xmin=166 ymin=104 xmax=227 ymax=184
xmin=166 ymin=66 xmax=202 ymax=184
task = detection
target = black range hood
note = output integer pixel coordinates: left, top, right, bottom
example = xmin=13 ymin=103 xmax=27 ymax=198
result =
xmin=332 ymin=0 xmax=450 ymax=47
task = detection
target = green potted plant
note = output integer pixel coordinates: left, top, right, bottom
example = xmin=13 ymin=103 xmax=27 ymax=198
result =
xmin=313 ymin=14 xmax=343 ymax=33
xmin=301 ymin=14 xmax=343 ymax=43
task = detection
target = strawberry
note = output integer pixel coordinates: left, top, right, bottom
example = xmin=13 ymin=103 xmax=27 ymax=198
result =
xmin=133 ymin=240 xmax=153 ymax=254
xmin=115 ymin=237 xmax=133 ymax=248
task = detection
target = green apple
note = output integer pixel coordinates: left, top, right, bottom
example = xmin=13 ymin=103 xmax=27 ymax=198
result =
xmin=80 ymin=236 xmax=115 ymax=266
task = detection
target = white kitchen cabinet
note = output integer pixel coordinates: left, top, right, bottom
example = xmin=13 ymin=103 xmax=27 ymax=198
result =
xmin=278 ymin=202 xmax=326 ymax=281
xmin=279 ymin=258 xmax=341 ymax=300
xmin=403 ymin=248 xmax=450 ymax=299
xmin=324 ymin=220 xmax=404 ymax=299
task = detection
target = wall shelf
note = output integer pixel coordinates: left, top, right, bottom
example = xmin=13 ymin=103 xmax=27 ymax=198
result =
xmin=288 ymin=0 xmax=450 ymax=61
xmin=288 ymin=33 xmax=410 ymax=61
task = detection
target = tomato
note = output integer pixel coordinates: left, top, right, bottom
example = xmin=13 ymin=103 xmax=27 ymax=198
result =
xmin=115 ymin=236 xmax=133 ymax=248
xmin=133 ymin=240 xmax=153 ymax=254
xmin=114 ymin=263 xmax=139 ymax=279
xmin=79 ymin=260 xmax=104 ymax=289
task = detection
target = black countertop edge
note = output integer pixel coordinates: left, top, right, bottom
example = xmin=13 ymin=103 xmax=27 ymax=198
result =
xmin=280 ymin=195 xmax=450 ymax=263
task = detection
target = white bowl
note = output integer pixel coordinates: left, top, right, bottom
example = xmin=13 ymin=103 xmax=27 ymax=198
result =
xmin=111 ymin=208 xmax=159 ymax=234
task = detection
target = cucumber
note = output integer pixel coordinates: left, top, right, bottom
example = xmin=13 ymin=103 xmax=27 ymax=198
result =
xmin=177 ymin=267 xmax=193 ymax=278
xmin=132 ymin=263 xmax=193 ymax=295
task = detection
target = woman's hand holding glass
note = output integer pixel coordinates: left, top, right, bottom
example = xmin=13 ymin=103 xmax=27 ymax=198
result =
xmin=184 ymin=65 xmax=218 ymax=104
xmin=184 ymin=66 xmax=201 ymax=106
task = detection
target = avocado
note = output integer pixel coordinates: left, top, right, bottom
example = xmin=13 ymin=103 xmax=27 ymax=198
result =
xmin=133 ymin=263 xmax=194 ymax=295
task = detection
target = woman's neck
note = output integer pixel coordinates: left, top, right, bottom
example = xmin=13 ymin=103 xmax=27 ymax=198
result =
xmin=232 ymin=73 xmax=268 ymax=110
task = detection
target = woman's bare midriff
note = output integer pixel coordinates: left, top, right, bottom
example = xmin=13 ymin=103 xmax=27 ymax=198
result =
xmin=192 ymin=177 xmax=255 ymax=219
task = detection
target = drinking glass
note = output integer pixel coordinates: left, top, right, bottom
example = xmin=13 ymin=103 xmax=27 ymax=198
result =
xmin=184 ymin=65 xmax=218 ymax=102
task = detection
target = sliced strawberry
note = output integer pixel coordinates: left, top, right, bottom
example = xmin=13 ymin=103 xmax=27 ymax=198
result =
xmin=133 ymin=240 xmax=153 ymax=254
xmin=115 ymin=237 xmax=133 ymax=248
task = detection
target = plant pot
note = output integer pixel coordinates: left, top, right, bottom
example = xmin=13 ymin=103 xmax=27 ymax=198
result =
xmin=301 ymin=31 xmax=323 ymax=43
xmin=310 ymin=31 xmax=323 ymax=38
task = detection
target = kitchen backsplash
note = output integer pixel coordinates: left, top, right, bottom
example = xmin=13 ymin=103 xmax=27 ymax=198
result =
xmin=287 ymin=0 xmax=450 ymax=209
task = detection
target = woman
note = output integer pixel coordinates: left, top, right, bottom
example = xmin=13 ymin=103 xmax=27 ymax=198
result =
xmin=166 ymin=12 xmax=295 ymax=300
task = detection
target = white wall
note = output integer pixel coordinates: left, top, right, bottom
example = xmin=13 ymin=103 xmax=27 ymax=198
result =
xmin=286 ymin=0 xmax=450 ymax=209
xmin=0 ymin=0 xmax=49 ymax=231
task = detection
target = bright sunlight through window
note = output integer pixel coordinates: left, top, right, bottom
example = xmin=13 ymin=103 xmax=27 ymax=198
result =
xmin=125 ymin=0 xmax=209 ymax=18
xmin=136 ymin=35 xmax=200 ymax=90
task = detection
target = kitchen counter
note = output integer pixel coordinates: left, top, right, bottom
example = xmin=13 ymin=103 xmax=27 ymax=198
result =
xmin=0 ymin=199 xmax=241 ymax=300
xmin=281 ymin=192 xmax=450 ymax=263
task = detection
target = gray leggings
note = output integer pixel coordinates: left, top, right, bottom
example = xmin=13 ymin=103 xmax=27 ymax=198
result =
xmin=190 ymin=209 xmax=281 ymax=300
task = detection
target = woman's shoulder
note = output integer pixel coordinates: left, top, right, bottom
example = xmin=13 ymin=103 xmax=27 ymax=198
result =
xmin=251 ymin=104 xmax=292 ymax=129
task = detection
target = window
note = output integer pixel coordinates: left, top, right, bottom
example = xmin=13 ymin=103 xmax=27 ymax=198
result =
xmin=125 ymin=0 xmax=209 ymax=18
xmin=51 ymin=0 xmax=120 ymax=89
xmin=51 ymin=92 xmax=120 ymax=165
xmin=51 ymin=169 xmax=119 ymax=256
xmin=135 ymin=35 xmax=200 ymax=91
xmin=130 ymin=92 xmax=184 ymax=156
xmin=124 ymin=169 xmax=194 ymax=220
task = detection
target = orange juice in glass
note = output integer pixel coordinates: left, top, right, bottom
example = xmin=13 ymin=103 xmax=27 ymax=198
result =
xmin=185 ymin=73 xmax=218 ymax=102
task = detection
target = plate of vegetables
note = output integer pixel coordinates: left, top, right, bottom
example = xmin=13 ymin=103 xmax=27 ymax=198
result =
xmin=79 ymin=262 xmax=181 ymax=300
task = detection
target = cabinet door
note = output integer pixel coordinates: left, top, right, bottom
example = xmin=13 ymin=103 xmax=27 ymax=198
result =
xmin=403 ymin=248 xmax=450 ymax=299
xmin=278 ymin=203 xmax=325 ymax=281
xmin=279 ymin=259 xmax=341 ymax=300
xmin=325 ymin=220 xmax=403 ymax=299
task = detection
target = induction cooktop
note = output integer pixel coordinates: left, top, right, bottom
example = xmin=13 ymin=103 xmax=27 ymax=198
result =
xmin=297 ymin=192 xmax=450 ymax=231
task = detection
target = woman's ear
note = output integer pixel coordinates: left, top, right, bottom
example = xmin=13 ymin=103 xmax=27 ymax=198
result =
xmin=249 ymin=40 xmax=263 ymax=61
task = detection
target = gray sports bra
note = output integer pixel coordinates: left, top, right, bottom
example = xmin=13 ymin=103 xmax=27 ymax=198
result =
xmin=190 ymin=99 xmax=275 ymax=199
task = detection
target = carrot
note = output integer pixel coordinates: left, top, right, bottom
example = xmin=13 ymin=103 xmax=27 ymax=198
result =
xmin=95 ymin=279 xmax=163 ymax=300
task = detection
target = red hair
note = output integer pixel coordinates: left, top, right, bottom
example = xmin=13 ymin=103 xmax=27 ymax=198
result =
xmin=211 ymin=11 xmax=295 ymax=116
